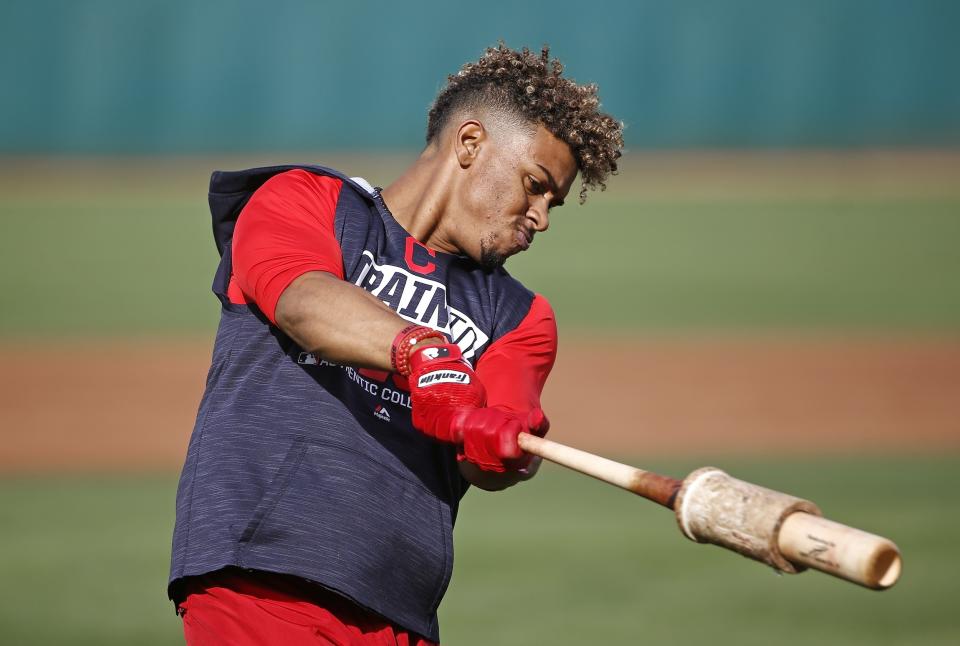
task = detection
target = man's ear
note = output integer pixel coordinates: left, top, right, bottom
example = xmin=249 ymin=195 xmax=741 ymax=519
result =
xmin=454 ymin=120 xmax=485 ymax=168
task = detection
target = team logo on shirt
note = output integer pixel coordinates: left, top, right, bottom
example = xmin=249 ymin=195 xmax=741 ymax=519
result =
xmin=354 ymin=251 xmax=489 ymax=359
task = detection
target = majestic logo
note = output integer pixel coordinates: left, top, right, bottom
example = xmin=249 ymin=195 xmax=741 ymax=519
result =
xmin=417 ymin=370 xmax=470 ymax=387
xmin=373 ymin=405 xmax=391 ymax=422
xmin=354 ymin=251 xmax=489 ymax=359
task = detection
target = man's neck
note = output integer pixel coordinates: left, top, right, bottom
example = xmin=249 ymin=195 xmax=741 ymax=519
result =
xmin=380 ymin=147 xmax=459 ymax=254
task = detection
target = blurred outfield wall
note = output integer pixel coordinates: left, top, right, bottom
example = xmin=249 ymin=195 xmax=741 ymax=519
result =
xmin=2 ymin=0 xmax=959 ymax=152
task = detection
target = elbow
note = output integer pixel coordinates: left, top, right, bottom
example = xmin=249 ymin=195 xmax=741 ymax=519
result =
xmin=273 ymin=272 xmax=335 ymax=350
xmin=274 ymin=290 xmax=306 ymax=337
xmin=274 ymin=286 xmax=308 ymax=338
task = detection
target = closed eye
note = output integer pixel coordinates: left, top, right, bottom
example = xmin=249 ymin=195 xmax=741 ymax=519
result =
xmin=527 ymin=174 xmax=564 ymax=211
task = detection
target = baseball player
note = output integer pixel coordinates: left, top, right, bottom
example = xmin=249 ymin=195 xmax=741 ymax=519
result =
xmin=169 ymin=44 xmax=622 ymax=645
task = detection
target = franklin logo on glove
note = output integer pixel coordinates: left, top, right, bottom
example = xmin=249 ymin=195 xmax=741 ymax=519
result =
xmin=417 ymin=370 xmax=471 ymax=387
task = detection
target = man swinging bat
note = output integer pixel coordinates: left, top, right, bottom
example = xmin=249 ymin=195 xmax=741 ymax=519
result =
xmin=168 ymin=43 xmax=623 ymax=645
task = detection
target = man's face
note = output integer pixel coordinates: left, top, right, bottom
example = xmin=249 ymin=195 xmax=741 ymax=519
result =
xmin=456 ymin=125 xmax=577 ymax=269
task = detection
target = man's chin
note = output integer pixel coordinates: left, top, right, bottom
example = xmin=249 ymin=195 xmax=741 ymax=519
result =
xmin=479 ymin=245 xmax=512 ymax=271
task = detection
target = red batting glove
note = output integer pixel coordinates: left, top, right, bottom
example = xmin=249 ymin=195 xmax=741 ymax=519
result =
xmin=455 ymin=407 xmax=550 ymax=473
xmin=408 ymin=343 xmax=486 ymax=443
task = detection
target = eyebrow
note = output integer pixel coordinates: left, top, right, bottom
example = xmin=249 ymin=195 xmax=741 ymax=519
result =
xmin=535 ymin=164 xmax=565 ymax=208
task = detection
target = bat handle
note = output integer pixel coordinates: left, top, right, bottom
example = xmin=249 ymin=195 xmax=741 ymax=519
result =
xmin=518 ymin=432 xmax=682 ymax=509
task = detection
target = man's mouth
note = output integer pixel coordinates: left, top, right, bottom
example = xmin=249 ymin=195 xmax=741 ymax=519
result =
xmin=516 ymin=228 xmax=533 ymax=251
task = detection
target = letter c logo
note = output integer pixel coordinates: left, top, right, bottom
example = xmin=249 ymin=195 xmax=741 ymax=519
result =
xmin=405 ymin=237 xmax=436 ymax=274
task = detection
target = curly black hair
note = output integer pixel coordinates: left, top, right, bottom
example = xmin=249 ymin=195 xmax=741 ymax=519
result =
xmin=426 ymin=43 xmax=624 ymax=203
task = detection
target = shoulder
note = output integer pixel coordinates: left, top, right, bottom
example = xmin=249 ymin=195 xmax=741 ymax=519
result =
xmin=218 ymin=164 xmax=376 ymax=207
xmin=254 ymin=168 xmax=344 ymax=200
xmin=244 ymin=167 xmax=379 ymax=226
xmin=523 ymin=293 xmax=556 ymax=326
xmin=485 ymin=267 xmax=545 ymax=341
xmin=209 ymin=164 xmax=374 ymax=256
xmin=500 ymin=293 xmax=556 ymax=345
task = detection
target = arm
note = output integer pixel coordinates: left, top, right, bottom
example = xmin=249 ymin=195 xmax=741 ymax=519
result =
xmin=231 ymin=169 xmax=411 ymax=369
xmin=275 ymin=271 xmax=409 ymax=371
xmin=458 ymin=294 xmax=558 ymax=491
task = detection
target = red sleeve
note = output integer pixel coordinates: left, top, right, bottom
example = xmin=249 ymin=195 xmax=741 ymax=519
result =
xmin=475 ymin=294 xmax=558 ymax=413
xmin=229 ymin=169 xmax=345 ymax=324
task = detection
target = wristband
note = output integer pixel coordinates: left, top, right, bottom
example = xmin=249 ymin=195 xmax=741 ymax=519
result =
xmin=390 ymin=324 xmax=446 ymax=376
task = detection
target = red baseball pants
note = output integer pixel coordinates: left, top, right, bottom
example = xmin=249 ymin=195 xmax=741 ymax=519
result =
xmin=176 ymin=568 xmax=437 ymax=646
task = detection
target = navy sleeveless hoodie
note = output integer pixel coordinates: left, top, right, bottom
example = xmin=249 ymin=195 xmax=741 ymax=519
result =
xmin=168 ymin=165 xmax=537 ymax=641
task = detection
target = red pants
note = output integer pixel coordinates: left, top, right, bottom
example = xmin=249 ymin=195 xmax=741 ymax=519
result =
xmin=176 ymin=569 xmax=437 ymax=646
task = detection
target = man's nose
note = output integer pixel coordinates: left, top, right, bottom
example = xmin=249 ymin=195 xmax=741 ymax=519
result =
xmin=528 ymin=199 xmax=550 ymax=232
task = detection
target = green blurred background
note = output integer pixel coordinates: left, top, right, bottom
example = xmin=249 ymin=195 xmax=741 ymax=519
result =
xmin=1 ymin=1 xmax=958 ymax=644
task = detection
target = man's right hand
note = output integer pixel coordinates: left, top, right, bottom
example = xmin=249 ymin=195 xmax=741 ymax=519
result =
xmin=454 ymin=407 xmax=549 ymax=473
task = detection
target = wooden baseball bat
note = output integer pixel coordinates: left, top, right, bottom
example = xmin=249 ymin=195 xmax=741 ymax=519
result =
xmin=517 ymin=432 xmax=902 ymax=590
xmin=518 ymin=432 xmax=682 ymax=508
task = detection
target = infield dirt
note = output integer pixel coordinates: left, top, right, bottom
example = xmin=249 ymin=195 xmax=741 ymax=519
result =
xmin=1 ymin=336 xmax=957 ymax=472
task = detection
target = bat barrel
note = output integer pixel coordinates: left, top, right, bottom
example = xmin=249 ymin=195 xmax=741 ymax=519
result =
xmin=778 ymin=512 xmax=902 ymax=590
xmin=674 ymin=467 xmax=821 ymax=574
xmin=674 ymin=468 xmax=902 ymax=588
xmin=518 ymin=434 xmax=902 ymax=589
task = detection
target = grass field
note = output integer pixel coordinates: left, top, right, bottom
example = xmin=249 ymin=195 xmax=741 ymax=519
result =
xmin=0 ymin=457 xmax=958 ymax=645
xmin=1 ymin=155 xmax=959 ymax=335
